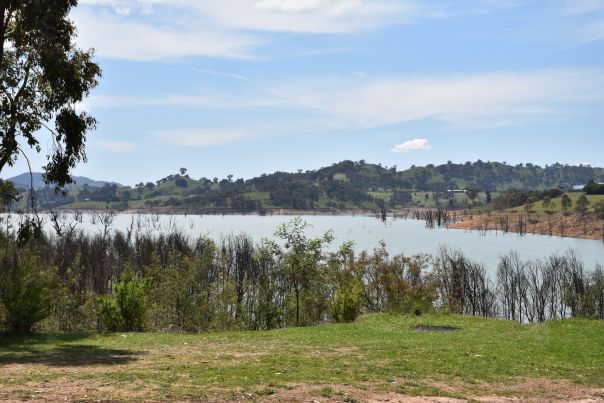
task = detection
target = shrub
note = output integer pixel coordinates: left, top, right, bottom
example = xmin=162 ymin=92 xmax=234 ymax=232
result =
xmin=0 ymin=250 xmax=59 ymax=334
xmin=175 ymin=178 xmax=188 ymax=188
xmin=584 ymin=180 xmax=604 ymax=195
xmin=98 ymin=297 xmax=122 ymax=332
xmin=99 ymin=270 xmax=148 ymax=332
xmin=332 ymin=278 xmax=364 ymax=323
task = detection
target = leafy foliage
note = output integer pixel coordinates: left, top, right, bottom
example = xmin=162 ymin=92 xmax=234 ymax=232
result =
xmin=584 ymin=180 xmax=604 ymax=195
xmin=0 ymin=247 xmax=59 ymax=334
xmin=1 ymin=217 xmax=603 ymax=335
xmin=0 ymin=1 xmax=101 ymax=191
xmin=99 ymin=270 xmax=148 ymax=332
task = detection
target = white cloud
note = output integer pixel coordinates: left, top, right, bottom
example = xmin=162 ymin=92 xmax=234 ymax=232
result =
xmin=150 ymin=129 xmax=254 ymax=147
xmin=72 ymin=0 xmax=533 ymax=61
xmin=191 ymin=68 xmax=250 ymax=81
xmin=93 ymin=140 xmax=138 ymax=152
xmin=85 ymin=92 xmax=276 ymax=110
xmin=73 ymin=9 xmax=258 ymax=61
xmin=391 ymin=139 xmax=431 ymax=153
xmin=72 ymin=0 xmax=417 ymax=62
xmin=580 ymin=18 xmax=604 ymax=43
xmin=560 ymin=0 xmax=603 ymax=15
xmin=84 ymin=69 xmax=604 ymax=131
xmin=265 ymin=69 xmax=604 ymax=129
xmin=202 ymin=0 xmax=416 ymax=33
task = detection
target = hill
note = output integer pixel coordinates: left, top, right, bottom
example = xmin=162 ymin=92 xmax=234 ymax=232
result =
xmin=6 ymin=172 xmax=120 ymax=190
xmin=10 ymin=160 xmax=604 ymax=212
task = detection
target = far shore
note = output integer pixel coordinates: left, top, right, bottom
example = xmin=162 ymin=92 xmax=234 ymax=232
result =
xmin=4 ymin=207 xmax=603 ymax=243
xmin=43 ymin=206 xmax=430 ymax=217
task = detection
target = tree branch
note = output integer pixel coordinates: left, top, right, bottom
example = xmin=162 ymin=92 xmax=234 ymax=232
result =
xmin=0 ymin=5 xmax=6 ymax=67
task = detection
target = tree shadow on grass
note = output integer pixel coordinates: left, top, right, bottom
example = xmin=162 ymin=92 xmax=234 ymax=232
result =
xmin=0 ymin=335 xmax=140 ymax=367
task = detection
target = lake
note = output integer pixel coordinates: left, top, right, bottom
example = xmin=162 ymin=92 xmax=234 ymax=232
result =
xmin=2 ymin=213 xmax=602 ymax=272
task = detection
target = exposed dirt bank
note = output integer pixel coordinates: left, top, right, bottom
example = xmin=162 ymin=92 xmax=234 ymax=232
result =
xmin=449 ymin=211 xmax=604 ymax=242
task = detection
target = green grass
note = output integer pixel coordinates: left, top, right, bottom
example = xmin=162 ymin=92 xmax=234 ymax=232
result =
xmin=368 ymin=191 xmax=392 ymax=202
xmin=243 ymin=191 xmax=271 ymax=202
xmin=1 ymin=314 xmax=603 ymax=400
xmin=61 ymin=201 xmax=114 ymax=210
xmin=509 ymin=193 xmax=604 ymax=214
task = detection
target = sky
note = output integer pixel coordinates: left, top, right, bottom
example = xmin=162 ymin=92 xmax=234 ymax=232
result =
xmin=4 ymin=0 xmax=604 ymax=186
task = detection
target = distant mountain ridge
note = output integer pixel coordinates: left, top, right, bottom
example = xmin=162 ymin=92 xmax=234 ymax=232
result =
xmin=6 ymin=172 xmax=121 ymax=190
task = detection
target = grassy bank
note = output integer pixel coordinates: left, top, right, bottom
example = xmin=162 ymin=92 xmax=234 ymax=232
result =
xmin=1 ymin=314 xmax=603 ymax=401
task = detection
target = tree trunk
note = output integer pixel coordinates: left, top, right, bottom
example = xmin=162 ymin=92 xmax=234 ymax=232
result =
xmin=0 ymin=6 xmax=5 ymax=67
xmin=295 ymin=289 xmax=300 ymax=326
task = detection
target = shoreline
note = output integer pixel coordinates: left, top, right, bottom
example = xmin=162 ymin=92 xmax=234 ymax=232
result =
xmin=4 ymin=207 xmax=603 ymax=243
xmin=40 ymin=206 xmax=429 ymax=218
xmin=448 ymin=211 xmax=604 ymax=242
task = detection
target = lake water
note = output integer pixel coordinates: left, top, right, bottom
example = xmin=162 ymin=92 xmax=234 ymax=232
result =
xmin=2 ymin=213 xmax=602 ymax=272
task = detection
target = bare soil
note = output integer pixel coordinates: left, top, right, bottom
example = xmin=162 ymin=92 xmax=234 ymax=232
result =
xmin=2 ymin=369 xmax=604 ymax=402
xmin=449 ymin=211 xmax=604 ymax=241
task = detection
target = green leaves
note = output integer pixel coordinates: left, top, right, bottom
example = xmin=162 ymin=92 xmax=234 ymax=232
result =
xmin=0 ymin=1 xmax=101 ymax=191
xmin=99 ymin=270 xmax=148 ymax=332
xmin=0 ymin=249 xmax=60 ymax=334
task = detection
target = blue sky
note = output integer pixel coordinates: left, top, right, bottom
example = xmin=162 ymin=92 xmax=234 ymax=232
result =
xmin=5 ymin=0 xmax=604 ymax=185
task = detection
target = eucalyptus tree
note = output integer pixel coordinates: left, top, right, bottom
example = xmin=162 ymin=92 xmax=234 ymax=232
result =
xmin=561 ymin=194 xmax=572 ymax=215
xmin=1 ymin=0 xmax=101 ymax=192
xmin=274 ymin=217 xmax=333 ymax=326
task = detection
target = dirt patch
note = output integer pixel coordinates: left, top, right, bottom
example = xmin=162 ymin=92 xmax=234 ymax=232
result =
xmin=257 ymin=384 xmax=465 ymax=403
xmin=424 ymin=378 xmax=604 ymax=402
xmin=449 ymin=211 xmax=604 ymax=241
xmin=0 ymin=379 xmax=157 ymax=402
xmin=1 ymin=378 xmax=603 ymax=402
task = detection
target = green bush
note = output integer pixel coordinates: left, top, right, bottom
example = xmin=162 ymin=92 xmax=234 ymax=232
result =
xmin=0 ymin=251 xmax=59 ymax=334
xmin=98 ymin=298 xmax=123 ymax=332
xmin=99 ymin=270 xmax=148 ymax=332
xmin=332 ymin=278 xmax=363 ymax=323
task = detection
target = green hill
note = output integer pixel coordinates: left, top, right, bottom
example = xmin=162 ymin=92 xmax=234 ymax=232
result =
xmin=12 ymin=160 xmax=604 ymax=212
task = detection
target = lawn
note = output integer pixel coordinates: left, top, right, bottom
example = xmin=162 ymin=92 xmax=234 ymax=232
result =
xmin=1 ymin=314 xmax=603 ymax=401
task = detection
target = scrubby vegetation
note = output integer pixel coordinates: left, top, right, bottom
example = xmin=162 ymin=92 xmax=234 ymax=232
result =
xmin=1 ymin=216 xmax=602 ymax=335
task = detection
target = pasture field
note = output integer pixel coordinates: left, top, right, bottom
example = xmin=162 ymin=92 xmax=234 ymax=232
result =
xmin=1 ymin=314 xmax=603 ymax=401
xmin=510 ymin=193 xmax=604 ymax=214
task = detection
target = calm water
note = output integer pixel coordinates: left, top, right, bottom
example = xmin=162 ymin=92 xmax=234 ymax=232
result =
xmin=2 ymin=213 xmax=602 ymax=272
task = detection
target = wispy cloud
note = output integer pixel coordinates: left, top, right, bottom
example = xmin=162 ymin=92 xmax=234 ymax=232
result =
xmin=391 ymin=139 xmax=431 ymax=153
xmin=73 ymin=9 xmax=259 ymax=61
xmin=85 ymin=93 xmax=275 ymax=110
xmin=73 ymin=0 xmax=526 ymax=61
xmin=266 ymin=69 xmax=604 ymax=129
xmin=580 ymin=18 xmax=604 ymax=43
xmin=198 ymin=0 xmax=418 ymax=34
xmin=87 ymin=69 xmax=604 ymax=131
xmin=560 ymin=0 xmax=603 ymax=15
xmin=150 ymin=129 xmax=255 ymax=148
xmin=191 ymin=68 xmax=251 ymax=81
xmin=555 ymin=0 xmax=604 ymax=45
xmin=93 ymin=140 xmax=138 ymax=152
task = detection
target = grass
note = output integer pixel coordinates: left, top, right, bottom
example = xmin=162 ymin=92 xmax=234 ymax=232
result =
xmin=510 ymin=193 xmax=604 ymax=214
xmin=1 ymin=314 xmax=603 ymax=401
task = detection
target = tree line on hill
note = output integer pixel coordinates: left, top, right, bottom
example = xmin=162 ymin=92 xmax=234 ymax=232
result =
xmin=1 ymin=216 xmax=602 ymax=334
xmin=9 ymin=160 xmax=604 ymax=212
